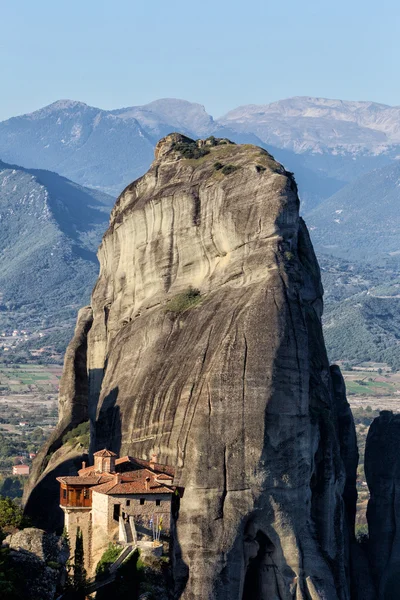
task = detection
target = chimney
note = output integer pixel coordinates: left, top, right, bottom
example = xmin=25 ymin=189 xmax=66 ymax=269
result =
xmin=114 ymin=473 xmax=122 ymax=484
xmin=82 ymin=461 xmax=86 ymax=470
xmin=150 ymin=453 xmax=158 ymax=469
xmin=145 ymin=476 xmax=151 ymax=491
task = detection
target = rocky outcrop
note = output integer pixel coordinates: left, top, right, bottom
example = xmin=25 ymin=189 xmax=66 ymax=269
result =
xmin=365 ymin=410 xmax=400 ymax=598
xmin=27 ymin=134 xmax=358 ymax=599
xmin=23 ymin=307 xmax=92 ymax=529
xmin=330 ymin=366 xmax=376 ymax=600
xmin=4 ymin=528 xmax=69 ymax=600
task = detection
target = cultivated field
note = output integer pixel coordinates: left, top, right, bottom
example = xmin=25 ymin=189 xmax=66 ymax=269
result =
xmin=0 ymin=364 xmax=61 ymax=435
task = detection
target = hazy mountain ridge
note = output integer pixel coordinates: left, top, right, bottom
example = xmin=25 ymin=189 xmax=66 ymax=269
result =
xmin=307 ymin=161 xmax=400 ymax=264
xmin=112 ymin=98 xmax=217 ymax=136
xmin=219 ymin=96 xmax=400 ymax=152
xmin=0 ymin=101 xmax=155 ymax=195
xmin=2 ymin=96 xmax=399 ymax=200
xmin=0 ymin=160 xmax=113 ymax=357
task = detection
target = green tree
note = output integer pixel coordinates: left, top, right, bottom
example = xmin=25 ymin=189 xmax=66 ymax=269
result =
xmin=29 ymin=427 xmax=45 ymax=443
xmin=0 ymin=498 xmax=28 ymax=530
xmin=0 ymin=477 xmax=23 ymax=500
xmin=72 ymin=527 xmax=86 ymax=598
xmin=0 ymin=527 xmax=18 ymax=599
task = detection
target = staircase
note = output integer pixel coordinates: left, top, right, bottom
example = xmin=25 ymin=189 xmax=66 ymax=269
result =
xmin=124 ymin=519 xmax=133 ymax=543
xmin=110 ymin=543 xmax=135 ymax=572
xmin=85 ymin=543 xmax=137 ymax=594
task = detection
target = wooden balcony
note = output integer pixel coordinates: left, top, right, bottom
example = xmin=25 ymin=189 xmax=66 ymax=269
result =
xmin=60 ymin=484 xmax=92 ymax=508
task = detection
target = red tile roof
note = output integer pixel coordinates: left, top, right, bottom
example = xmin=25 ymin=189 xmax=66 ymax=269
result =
xmin=92 ymin=469 xmax=175 ymax=496
xmin=78 ymin=455 xmax=175 ymax=477
xmin=115 ymin=455 xmax=175 ymax=477
xmin=56 ymin=474 xmax=114 ymax=486
xmin=93 ymin=449 xmax=117 ymax=457
xmin=13 ymin=464 xmax=29 ymax=473
xmin=60 ymin=449 xmax=178 ymax=496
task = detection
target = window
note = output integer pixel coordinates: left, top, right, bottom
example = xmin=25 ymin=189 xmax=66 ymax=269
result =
xmin=83 ymin=489 xmax=89 ymax=499
xmin=113 ymin=504 xmax=120 ymax=521
xmin=156 ymin=499 xmax=161 ymax=506
xmin=126 ymin=500 xmax=130 ymax=507
xmin=140 ymin=498 xmax=145 ymax=505
xmin=63 ymin=489 xmax=67 ymax=499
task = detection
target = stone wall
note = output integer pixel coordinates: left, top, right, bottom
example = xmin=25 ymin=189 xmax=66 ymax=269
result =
xmin=64 ymin=507 xmax=92 ymax=570
xmin=91 ymin=491 xmax=115 ymax=572
xmin=112 ymin=493 xmax=172 ymax=536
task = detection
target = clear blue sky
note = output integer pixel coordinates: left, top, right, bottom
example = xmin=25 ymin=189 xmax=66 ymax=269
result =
xmin=1 ymin=0 xmax=399 ymax=120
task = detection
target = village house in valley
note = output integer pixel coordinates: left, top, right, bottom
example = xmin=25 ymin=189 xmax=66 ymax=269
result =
xmin=12 ymin=463 xmax=29 ymax=476
xmin=57 ymin=449 xmax=181 ymax=571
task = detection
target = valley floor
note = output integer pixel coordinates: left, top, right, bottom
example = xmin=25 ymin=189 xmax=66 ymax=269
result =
xmin=338 ymin=362 xmax=400 ymax=533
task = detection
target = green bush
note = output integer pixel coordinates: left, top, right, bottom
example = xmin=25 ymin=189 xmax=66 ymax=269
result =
xmin=165 ymin=288 xmax=201 ymax=314
xmin=96 ymin=549 xmax=142 ymax=600
xmin=96 ymin=543 xmax=122 ymax=576
xmin=171 ymin=140 xmax=209 ymax=160
xmin=355 ymin=523 xmax=369 ymax=547
xmin=213 ymin=162 xmax=223 ymax=171
xmin=0 ymin=476 xmax=24 ymax=500
xmin=205 ymin=136 xmax=217 ymax=147
xmin=221 ymin=164 xmax=239 ymax=175
xmin=0 ymin=497 xmax=29 ymax=530
xmin=0 ymin=529 xmax=18 ymax=598
xmin=62 ymin=421 xmax=90 ymax=448
xmin=256 ymin=164 xmax=266 ymax=173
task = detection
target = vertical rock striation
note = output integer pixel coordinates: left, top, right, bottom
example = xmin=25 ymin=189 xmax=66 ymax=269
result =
xmin=366 ymin=410 xmax=400 ymax=599
xmin=26 ymin=134 xmax=357 ymax=599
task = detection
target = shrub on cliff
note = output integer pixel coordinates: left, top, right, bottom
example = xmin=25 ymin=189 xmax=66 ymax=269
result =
xmin=221 ymin=164 xmax=239 ymax=175
xmin=95 ymin=543 xmax=122 ymax=576
xmin=171 ymin=139 xmax=209 ymax=160
xmin=96 ymin=549 xmax=143 ymax=599
xmin=62 ymin=421 xmax=90 ymax=448
xmin=165 ymin=288 xmax=201 ymax=314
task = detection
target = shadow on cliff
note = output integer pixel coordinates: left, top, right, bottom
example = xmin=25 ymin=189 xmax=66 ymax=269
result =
xmin=93 ymin=385 xmax=122 ymax=454
xmin=7 ymin=545 xmax=68 ymax=598
xmin=219 ymin=222 xmax=360 ymax=599
xmin=215 ymin=515 xmax=295 ymax=600
xmin=24 ymin=453 xmax=88 ymax=533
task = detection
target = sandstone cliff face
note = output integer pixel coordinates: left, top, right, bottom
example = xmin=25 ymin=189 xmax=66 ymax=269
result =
xmin=23 ymin=307 xmax=91 ymax=529
xmin=27 ymin=135 xmax=357 ymax=599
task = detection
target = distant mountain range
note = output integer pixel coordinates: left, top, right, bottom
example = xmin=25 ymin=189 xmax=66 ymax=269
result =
xmin=220 ymin=96 xmax=400 ymax=152
xmin=0 ymin=160 xmax=113 ymax=359
xmin=2 ymin=95 xmax=400 ymax=366
xmin=2 ymin=97 xmax=400 ymax=205
xmin=308 ymin=161 xmax=400 ymax=265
